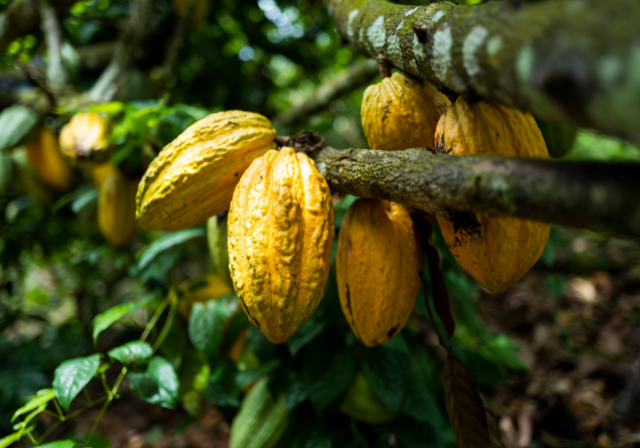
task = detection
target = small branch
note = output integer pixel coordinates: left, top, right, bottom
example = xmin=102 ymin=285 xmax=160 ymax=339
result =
xmin=161 ymin=0 xmax=196 ymax=84
xmin=39 ymin=0 xmax=68 ymax=95
xmin=289 ymin=132 xmax=640 ymax=237
xmin=271 ymin=58 xmax=379 ymax=129
xmin=376 ymin=53 xmax=390 ymax=79
xmin=327 ymin=0 xmax=640 ymax=146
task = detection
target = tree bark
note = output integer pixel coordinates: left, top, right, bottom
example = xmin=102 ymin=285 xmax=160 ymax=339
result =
xmin=283 ymin=132 xmax=640 ymax=238
xmin=326 ymin=0 xmax=640 ymax=146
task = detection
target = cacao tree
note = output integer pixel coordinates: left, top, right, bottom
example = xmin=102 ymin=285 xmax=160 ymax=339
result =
xmin=1 ymin=0 xmax=640 ymax=447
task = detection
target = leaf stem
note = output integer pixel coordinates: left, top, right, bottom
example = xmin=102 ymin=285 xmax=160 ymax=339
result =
xmin=84 ymin=367 xmax=127 ymax=446
xmin=140 ymin=295 xmax=170 ymax=342
xmin=152 ymin=290 xmax=178 ymax=352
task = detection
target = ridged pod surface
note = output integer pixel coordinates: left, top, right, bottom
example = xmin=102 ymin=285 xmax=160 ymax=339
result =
xmin=136 ymin=111 xmax=276 ymax=231
xmin=228 ymin=147 xmax=334 ymax=344
xmin=361 ymin=71 xmax=451 ymax=151
xmin=98 ymin=169 xmax=138 ymax=247
xmin=435 ymin=97 xmax=551 ymax=292
xmin=337 ymin=199 xmax=422 ymax=347
xmin=25 ymin=129 xmax=73 ymax=191
xmin=59 ymin=112 xmax=110 ymax=167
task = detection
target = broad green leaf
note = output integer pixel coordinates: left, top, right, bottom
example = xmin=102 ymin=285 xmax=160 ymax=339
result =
xmin=205 ymin=360 xmax=240 ymax=407
xmin=53 ymin=354 xmax=101 ymax=411
xmin=108 ymin=341 xmax=153 ymax=366
xmin=38 ymin=440 xmax=77 ymax=448
xmin=0 ymin=106 xmax=39 ymax=150
xmin=362 ymin=347 xmax=406 ymax=413
xmin=51 ymin=186 xmax=96 ymax=213
xmin=12 ymin=388 xmax=55 ymax=422
xmin=92 ymin=291 xmax=158 ymax=343
xmin=284 ymin=379 xmax=308 ymax=410
xmin=128 ymin=357 xmax=179 ymax=409
xmin=286 ymin=314 xmax=328 ymax=356
xmin=382 ymin=332 xmax=411 ymax=355
xmin=0 ymin=432 xmax=20 ymax=448
xmin=137 ymin=228 xmax=205 ymax=270
xmin=188 ymin=295 xmax=238 ymax=357
xmin=235 ymin=359 xmax=281 ymax=389
xmin=302 ymin=346 xmax=355 ymax=412
xmin=70 ymin=188 xmax=98 ymax=213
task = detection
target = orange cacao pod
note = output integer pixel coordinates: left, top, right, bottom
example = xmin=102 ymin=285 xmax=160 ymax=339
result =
xmin=98 ymin=169 xmax=138 ymax=247
xmin=136 ymin=111 xmax=276 ymax=231
xmin=435 ymin=97 xmax=551 ymax=292
xmin=227 ymin=147 xmax=334 ymax=344
xmin=361 ymin=71 xmax=450 ymax=151
xmin=337 ymin=199 xmax=422 ymax=347
xmin=59 ymin=112 xmax=111 ymax=168
xmin=24 ymin=128 xmax=73 ymax=191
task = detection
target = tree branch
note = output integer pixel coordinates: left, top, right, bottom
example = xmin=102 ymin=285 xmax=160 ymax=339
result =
xmin=39 ymin=0 xmax=68 ymax=95
xmin=284 ymin=132 xmax=640 ymax=238
xmin=326 ymin=0 xmax=640 ymax=146
xmin=271 ymin=58 xmax=379 ymax=129
xmin=161 ymin=0 xmax=196 ymax=84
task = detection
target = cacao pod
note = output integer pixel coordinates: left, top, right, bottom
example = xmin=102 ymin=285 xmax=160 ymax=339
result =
xmin=361 ymin=70 xmax=451 ymax=151
xmin=24 ymin=128 xmax=73 ymax=192
xmin=337 ymin=199 xmax=422 ymax=347
xmin=59 ymin=112 xmax=111 ymax=168
xmin=229 ymin=377 xmax=288 ymax=448
xmin=207 ymin=213 xmax=233 ymax=288
xmin=228 ymin=147 xmax=334 ymax=344
xmin=172 ymin=0 xmax=209 ymax=28
xmin=97 ymin=169 xmax=138 ymax=247
xmin=177 ymin=274 xmax=234 ymax=320
xmin=91 ymin=162 xmax=117 ymax=190
xmin=136 ymin=110 xmax=276 ymax=231
xmin=339 ymin=372 xmax=397 ymax=424
xmin=11 ymin=148 xmax=54 ymax=204
xmin=435 ymin=97 xmax=551 ymax=292
xmin=535 ymin=117 xmax=577 ymax=158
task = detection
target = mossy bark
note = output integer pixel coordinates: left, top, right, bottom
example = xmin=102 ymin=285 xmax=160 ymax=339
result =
xmin=326 ymin=0 xmax=640 ymax=146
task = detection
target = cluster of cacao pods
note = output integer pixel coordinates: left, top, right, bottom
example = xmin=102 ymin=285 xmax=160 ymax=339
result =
xmin=360 ymin=69 xmax=550 ymax=294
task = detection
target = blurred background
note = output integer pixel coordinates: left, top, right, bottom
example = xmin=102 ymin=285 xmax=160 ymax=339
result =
xmin=1 ymin=0 xmax=640 ymax=446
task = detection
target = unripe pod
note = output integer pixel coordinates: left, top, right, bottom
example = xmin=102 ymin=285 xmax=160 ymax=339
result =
xmin=98 ymin=169 xmax=138 ymax=247
xmin=91 ymin=162 xmax=117 ymax=190
xmin=337 ymin=199 xmax=422 ymax=347
xmin=228 ymin=147 xmax=334 ymax=344
xmin=59 ymin=112 xmax=111 ymax=168
xmin=177 ymin=274 xmax=234 ymax=320
xmin=361 ymin=71 xmax=450 ymax=151
xmin=435 ymin=97 xmax=550 ymax=292
xmin=136 ymin=111 xmax=277 ymax=231
xmin=24 ymin=128 xmax=73 ymax=192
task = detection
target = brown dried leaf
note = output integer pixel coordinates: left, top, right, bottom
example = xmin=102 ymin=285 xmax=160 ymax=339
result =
xmin=442 ymin=354 xmax=490 ymax=448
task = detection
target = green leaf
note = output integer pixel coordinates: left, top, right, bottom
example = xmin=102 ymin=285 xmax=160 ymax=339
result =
xmin=286 ymin=314 xmax=328 ymax=356
xmin=71 ymin=188 xmax=98 ymax=214
xmin=362 ymin=347 xmax=406 ymax=413
xmin=108 ymin=341 xmax=153 ymax=366
xmin=0 ymin=432 xmax=21 ymax=448
xmin=92 ymin=291 xmax=158 ymax=343
xmin=235 ymin=359 xmax=281 ymax=389
xmin=12 ymin=388 xmax=55 ymax=422
xmin=137 ymin=228 xmax=206 ymax=270
xmin=0 ymin=106 xmax=39 ymax=150
xmin=402 ymin=370 xmax=442 ymax=426
xmin=188 ymin=295 xmax=238 ymax=357
xmin=284 ymin=379 xmax=308 ymax=410
xmin=128 ymin=356 xmax=179 ymax=409
xmin=205 ymin=360 xmax=240 ymax=407
xmin=53 ymin=354 xmax=101 ymax=411
xmin=14 ymin=404 xmax=46 ymax=437
xmin=382 ymin=332 xmax=411 ymax=355
xmin=301 ymin=346 xmax=355 ymax=412
xmin=38 ymin=440 xmax=77 ymax=448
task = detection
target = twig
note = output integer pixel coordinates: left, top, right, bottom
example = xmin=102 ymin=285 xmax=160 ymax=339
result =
xmin=271 ymin=58 xmax=379 ymax=129
xmin=39 ymin=0 xmax=68 ymax=95
xmin=152 ymin=290 xmax=178 ymax=352
xmin=161 ymin=0 xmax=196 ymax=84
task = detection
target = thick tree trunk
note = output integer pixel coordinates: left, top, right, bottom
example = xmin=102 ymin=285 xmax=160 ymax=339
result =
xmin=326 ymin=0 xmax=640 ymax=146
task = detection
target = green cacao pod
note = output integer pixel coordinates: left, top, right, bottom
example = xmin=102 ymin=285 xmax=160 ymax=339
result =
xmin=228 ymin=147 xmax=334 ymax=344
xmin=24 ymin=128 xmax=73 ymax=192
xmin=207 ymin=213 xmax=233 ymax=288
xmin=229 ymin=377 xmax=288 ymax=448
xmin=136 ymin=110 xmax=277 ymax=231
xmin=59 ymin=112 xmax=111 ymax=168
xmin=339 ymin=373 xmax=397 ymax=424
xmin=361 ymin=71 xmax=450 ymax=151
xmin=534 ymin=117 xmax=577 ymax=158
xmin=98 ymin=169 xmax=138 ymax=247
xmin=435 ymin=97 xmax=550 ymax=292
xmin=337 ymin=199 xmax=422 ymax=347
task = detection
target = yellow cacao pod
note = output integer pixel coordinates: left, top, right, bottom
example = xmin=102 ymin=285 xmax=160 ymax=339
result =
xmin=228 ymin=147 xmax=334 ymax=344
xmin=98 ymin=169 xmax=138 ymax=247
xmin=59 ymin=112 xmax=111 ymax=168
xmin=24 ymin=128 xmax=73 ymax=192
xmin=177 ymin=274 xmax=234 ymax=320
xmin=337 ymin=199 xmax=422 ymax=347
xmin=91 ymin=162 xmax=117 ymax=190
xmin=435 ymin=97 xmax=551 ymax=292
xmin=136 ymin=111 xmax=277 ymax=231
xmin=361 ymin=71 xmax=451 ymax=151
